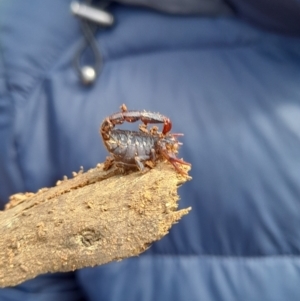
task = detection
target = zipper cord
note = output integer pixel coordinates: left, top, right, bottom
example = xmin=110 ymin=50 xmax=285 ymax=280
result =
xmin=71 ymin=1 xmax=114 ymax=85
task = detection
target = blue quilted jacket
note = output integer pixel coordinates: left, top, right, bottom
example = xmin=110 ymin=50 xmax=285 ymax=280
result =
xmin=1 ymin=0 xmax=300 ymax=300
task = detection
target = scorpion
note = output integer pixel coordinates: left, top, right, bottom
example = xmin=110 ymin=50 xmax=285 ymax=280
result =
xmin=100 ymin=104 xmax=190 ymax=175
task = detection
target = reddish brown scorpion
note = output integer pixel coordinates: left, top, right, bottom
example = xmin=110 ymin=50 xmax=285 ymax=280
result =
xmin=100 ymin=104 xmax=190 ymax=175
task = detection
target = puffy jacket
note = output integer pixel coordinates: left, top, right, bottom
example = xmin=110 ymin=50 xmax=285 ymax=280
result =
xmin=1 ymin=0 xmax=300 ymax=300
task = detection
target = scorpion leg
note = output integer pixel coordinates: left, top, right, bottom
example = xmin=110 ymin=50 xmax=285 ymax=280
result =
xmin=134 ymin=155 xmax=152 ymax=172
xmin=160 ymin=150 xmax=191 ymax=175
xmin=150 ymin=148 xmax=156 ymax=162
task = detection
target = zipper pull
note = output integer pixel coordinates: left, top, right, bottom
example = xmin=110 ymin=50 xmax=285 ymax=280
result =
xmin=71 ymin=1 xmax=114 ymax=27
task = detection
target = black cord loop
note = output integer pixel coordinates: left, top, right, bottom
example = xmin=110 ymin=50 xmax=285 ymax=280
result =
xmin=72 ymin=1 xmax=113 ymax=85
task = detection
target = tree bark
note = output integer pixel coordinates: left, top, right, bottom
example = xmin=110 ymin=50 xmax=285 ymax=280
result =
xmin=0 ymin=162 xmax=191 ymax=287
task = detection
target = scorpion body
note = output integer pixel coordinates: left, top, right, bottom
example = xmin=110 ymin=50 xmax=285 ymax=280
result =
xmin=100 ymin=105 xmax=190 ymax=174
xmin=103 ymin=129 xmax=158 ymax=170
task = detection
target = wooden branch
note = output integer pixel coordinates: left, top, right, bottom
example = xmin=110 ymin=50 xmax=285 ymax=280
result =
xmin=0 ymin=162 xmax=191 ymax=287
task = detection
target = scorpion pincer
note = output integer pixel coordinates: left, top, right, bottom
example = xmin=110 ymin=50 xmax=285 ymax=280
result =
xmin=100 ymin=105 xmax=190 ymax=175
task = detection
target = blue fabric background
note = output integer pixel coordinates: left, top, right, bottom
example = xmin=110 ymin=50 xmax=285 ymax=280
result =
xmin=1 ymin=0 xmax=300 ymax=300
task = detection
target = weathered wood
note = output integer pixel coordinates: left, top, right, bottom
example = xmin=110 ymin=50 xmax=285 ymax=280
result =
xmin=0 ymin=162 xmax=191 ymax=287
